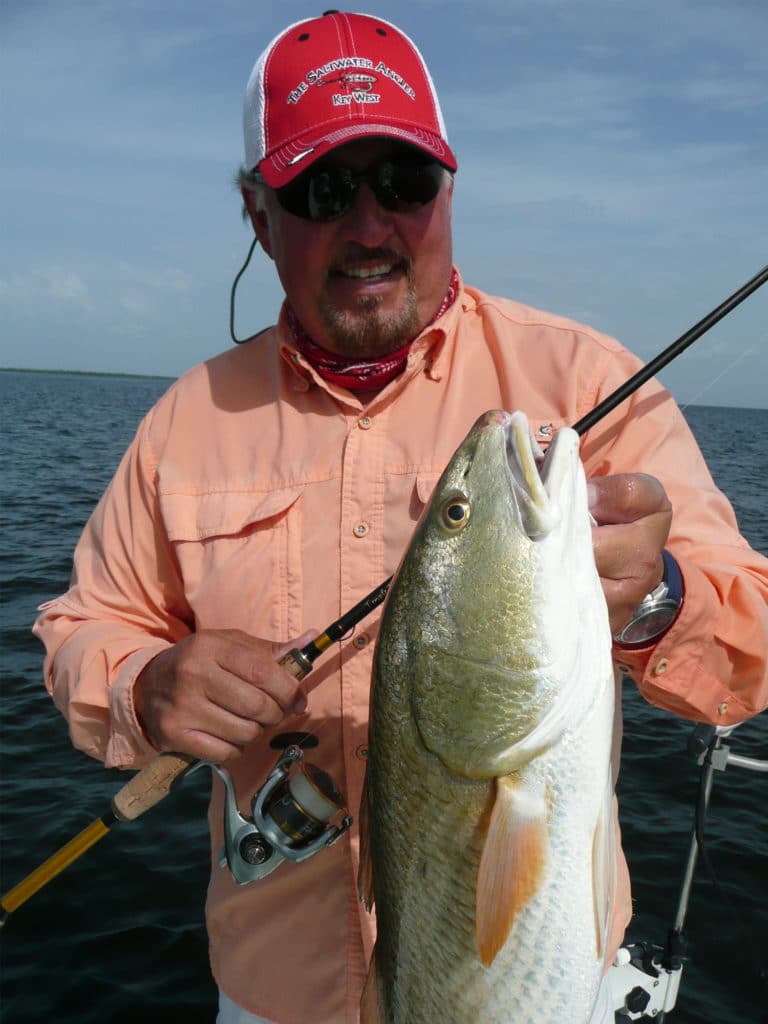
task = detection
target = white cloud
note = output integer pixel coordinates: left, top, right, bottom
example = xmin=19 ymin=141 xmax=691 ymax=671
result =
xmin=676 ymin=74 xmax=768 ymax=113
xmin=47 ymin=269 xmax=93 ymax=309
xmin=0 ymin=260 xmax=193 ymax=329
xmin=0 ymin=267 xmax=95 ymax=316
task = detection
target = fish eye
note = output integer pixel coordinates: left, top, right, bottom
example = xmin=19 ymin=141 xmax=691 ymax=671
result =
xmin=440 ymin=496 xmax=471 ymax=531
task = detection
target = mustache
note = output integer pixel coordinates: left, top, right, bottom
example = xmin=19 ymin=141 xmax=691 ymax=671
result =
xmin=331 ymin=246 xmax=411 ymax=272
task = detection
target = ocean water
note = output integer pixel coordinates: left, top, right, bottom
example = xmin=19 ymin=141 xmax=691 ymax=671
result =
xmin=0 ymin=369 xmax=766 ymax=1023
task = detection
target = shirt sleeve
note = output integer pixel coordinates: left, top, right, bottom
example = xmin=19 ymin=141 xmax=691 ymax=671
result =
xmin=579 ymin=344 xmax=768 ymax=726
xmin=32 ymin=406 xmax=194 ymax=769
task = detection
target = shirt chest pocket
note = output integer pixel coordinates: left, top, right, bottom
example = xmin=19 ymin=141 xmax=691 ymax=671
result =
xmin=159 ymin=487 xmax=304 ymax=638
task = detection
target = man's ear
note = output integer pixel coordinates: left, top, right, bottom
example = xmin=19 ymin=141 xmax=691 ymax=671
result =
xmin=241 ymin=188 xmax=274 ymax=259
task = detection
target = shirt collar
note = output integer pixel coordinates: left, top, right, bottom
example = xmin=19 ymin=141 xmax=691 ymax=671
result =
xmin=278 ymin=266 xmax=468 ymax=397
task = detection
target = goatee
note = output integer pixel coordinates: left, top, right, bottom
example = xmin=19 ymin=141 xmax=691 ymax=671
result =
xmin=320 ymin=276 xmax=420 ymax=357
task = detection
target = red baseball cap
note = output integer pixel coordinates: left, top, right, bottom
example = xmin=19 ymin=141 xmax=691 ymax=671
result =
xmin=244 ymin=10 xmax=458 ymax=188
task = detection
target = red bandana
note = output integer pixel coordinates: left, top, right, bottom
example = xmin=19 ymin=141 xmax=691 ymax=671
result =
xmin=288 ymin=269 xmax=459 ymax=393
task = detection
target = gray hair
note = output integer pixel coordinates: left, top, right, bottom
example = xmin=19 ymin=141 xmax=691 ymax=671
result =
xmin=236 ymin=165 xmax=266 ymax=220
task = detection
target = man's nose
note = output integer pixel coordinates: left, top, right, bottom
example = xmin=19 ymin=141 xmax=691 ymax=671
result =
xmin=339 ymin=182 xmax=394 ymax=245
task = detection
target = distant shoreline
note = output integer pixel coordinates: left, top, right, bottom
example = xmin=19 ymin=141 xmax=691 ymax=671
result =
xmin=1 ymin=366 xmax=765 ymax=411
xmin=1 ymin=367 xmax=175 ymax=382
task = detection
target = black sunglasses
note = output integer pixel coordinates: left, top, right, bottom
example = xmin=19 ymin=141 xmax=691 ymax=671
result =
xmin=269 ymin=152 xmax=446 ymax=222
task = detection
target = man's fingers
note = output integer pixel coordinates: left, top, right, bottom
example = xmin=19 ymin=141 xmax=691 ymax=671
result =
xmin=588 ymin=473 xmax=671 ymax=526
xmin=588 ymin=473 xmax=674 ymax=637
xmin=173 ymin=725 xmax=254 ymax=766
xmin=591 ymin=522 xmax=665 ymax=584
xmin=200 ymin=632 xmax=307 ymax=712
xmin=205 ymin=675 xmax=290 ymax=728
xmin=142 ymin=673 xmax=302 ymax=761
xmin=134 ymin=628 xmax=315 ymax=759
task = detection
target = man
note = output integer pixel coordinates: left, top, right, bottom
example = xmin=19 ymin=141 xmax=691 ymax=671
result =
xmin=34 ymin=11 xmax=768 ymax=1024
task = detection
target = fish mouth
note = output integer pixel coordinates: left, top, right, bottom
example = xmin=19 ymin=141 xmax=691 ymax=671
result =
xmin=498 ymin=411 xmax=579 ymax=540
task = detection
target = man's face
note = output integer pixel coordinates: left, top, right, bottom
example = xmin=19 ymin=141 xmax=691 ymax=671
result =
xmin=246 ymin=139 xmax=454 ymax=357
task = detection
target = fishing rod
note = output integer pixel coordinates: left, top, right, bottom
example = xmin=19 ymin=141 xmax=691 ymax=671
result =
xmin=1 ymin=264 xmax=765 ymax=925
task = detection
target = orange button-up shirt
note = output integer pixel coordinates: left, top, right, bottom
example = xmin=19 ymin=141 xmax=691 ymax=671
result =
xmin=34 ymin=274 xmax=768 ymax=1024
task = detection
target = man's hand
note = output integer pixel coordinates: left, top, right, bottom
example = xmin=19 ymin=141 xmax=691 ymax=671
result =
xmin=133 ymin=629 xmax=313 ymax=763
xmin=588 ymin=473 xmax=673 ymax=638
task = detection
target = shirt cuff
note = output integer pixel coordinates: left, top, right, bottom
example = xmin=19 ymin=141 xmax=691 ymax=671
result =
xmin=613 ymin=554 xmax=750 ymax=725
xmin=107 ymin=644 xmax=171 ymax=768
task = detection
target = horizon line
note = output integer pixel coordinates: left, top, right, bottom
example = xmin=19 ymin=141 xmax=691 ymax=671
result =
xmin=2 ymin=366 xmax=766 ymax=412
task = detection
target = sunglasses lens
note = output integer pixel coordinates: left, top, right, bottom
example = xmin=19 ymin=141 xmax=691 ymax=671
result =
xmin=277 ymin=167 xmax=353 ymax=220
xmin=376 ymin=159 xmax=443 ymax=210
xmin=307 ymin=169 xmax=355 ymax=221
xmin=276 ymin=154 xmax=444 ymax=222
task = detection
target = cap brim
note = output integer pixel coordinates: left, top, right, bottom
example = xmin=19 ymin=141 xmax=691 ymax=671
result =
xmin=258 ymin=123 xmax=458 ymax=188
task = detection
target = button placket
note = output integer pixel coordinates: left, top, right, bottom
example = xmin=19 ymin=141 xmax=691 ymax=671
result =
xmin=338 ymin=405 xmax=387 ymax=857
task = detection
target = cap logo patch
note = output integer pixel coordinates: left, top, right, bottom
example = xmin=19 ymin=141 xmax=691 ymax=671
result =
xmin=287 ymin=56 xmax=416 ymax=108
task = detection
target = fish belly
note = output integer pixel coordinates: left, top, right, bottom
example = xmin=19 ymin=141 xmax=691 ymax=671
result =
xmin=369 ymin=675 xmax=614 ymax=1024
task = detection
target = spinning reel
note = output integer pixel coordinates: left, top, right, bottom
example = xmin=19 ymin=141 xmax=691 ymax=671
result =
xmin=200 ymin=744 xmax=352 ymax=884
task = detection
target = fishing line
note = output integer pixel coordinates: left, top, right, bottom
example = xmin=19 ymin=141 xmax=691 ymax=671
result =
xmin=678 ymin=347 xmax=756 ymax=413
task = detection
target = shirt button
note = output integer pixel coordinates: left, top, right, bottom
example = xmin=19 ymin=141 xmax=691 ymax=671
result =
xmin=353 ymin=633 xmax=369 ymax=649
xmin=359 ymin=416 xmax=372 ymax=430
xmin=717 ymin=701 xmax=729 ymax=716
xmin=652 ymin=658 xmax=669 ymax=676
xmin=353 ymin=522 xmax=369 ymax=538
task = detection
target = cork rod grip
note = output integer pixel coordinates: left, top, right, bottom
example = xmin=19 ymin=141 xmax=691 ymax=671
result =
xmin=111 ymin=752 xmax=196 ymax=821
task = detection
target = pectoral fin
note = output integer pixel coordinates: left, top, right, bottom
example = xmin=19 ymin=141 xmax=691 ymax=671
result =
xmin=476 ymin=774 xmax=548 ymax=967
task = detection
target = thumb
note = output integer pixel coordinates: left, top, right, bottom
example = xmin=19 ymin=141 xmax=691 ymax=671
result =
xmin=273 ymin=629 xmax=320 ymax=664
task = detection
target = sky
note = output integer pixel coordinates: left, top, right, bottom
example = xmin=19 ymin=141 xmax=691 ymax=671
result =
xmin=2 ymin=0 xmax=766 ymax=408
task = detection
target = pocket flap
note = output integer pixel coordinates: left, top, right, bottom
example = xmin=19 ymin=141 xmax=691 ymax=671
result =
xmin=160 ymin=487 xmax=303 ymax=542
xmin=415 ymin=472 xmax=441 ymax=505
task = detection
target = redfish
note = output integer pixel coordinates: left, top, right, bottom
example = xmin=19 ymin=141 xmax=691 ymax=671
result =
xmin=360 ymin=410 xmax=615 ymax=1023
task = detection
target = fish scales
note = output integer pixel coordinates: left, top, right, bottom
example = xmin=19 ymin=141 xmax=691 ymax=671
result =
xmin=361 ymin=410 xmax=615 ymax=1024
